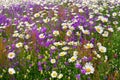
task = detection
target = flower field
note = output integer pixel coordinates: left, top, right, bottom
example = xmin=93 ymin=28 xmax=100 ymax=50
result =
xmin=0 ymin=0 xmax=120 ymax=80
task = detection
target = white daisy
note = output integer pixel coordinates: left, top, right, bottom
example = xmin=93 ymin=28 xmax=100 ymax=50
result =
xmin=8 ymin=68 xmax=16 ymax=75
xmin=62 ymin=46 xmax=69 ymax=51
xmin=51 ymin=71 xmax=58 ymax=78
xmin=99 ymin=46 xmax=107 ymax=53
xmin=50 ymin=59 xmax=56 ymax=64
xmin=15 ymin=42 xmax=23 ymax=48
xmin=57 ymin=74 xmax=63 ymax=79
xmin=39 ymin=34 xmax=45 ymax=39
xmin=8 ymin=52 xmax=16 ymax=59
xmin=59 ymin=52 xmax=67 ymax=56
xmin=83 ymin=62 xmax=95 ymax=75
xmin=84 ymin=43 xmax=94 ymax=49
xmin=102 ymin=31 xmax=109 ymax=37
xmin=95 ymin=26 xmax=104 ymax=34
xmin=68 ymin=56 xmax=77 ymax=62
xmin=53 ymin=30 xmax=60 ymax=36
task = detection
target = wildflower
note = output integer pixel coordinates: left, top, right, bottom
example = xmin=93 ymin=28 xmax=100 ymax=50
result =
xmin=53 ymin=30 xmax=60 ymax=36
xmin=8 ymin=52 xmax=16 ymax=59
xmin=43 ymin=17 xmax=50 ymax=23
xmin=50 ymin=59 xmax=56 ymax=64
xmin=76 ymin=74 xmax=80 ymax=80
xmin=117 ymin=27 xmax=120 ymax=31
xmin=51 ymin=71 xmax=58 ymax=78
xmin=112 ymin=12 xmax=117 ymax=17
xmin=83 ymin=62 xmax=95 ymax=75
xmin=57 ymin=74 xmax=63 ymax=79
xmin=34 ymin=13 xmax=40 ymax=18
xmin=73 ymin=51 xmax=78 ymax=56
xmin=39 ymin=34 xmax=45 ymax=39
xmin=95 ymin=26 xmax=104 ymax=34
xmin=97 ymin=42 xmax=102 ymax=47
xmin=59 ymin=52 xmax=67 ymax=56
xmin=108 ymin=28 xmax=114 ymax=32
xmin=25 ymin=34 xmax=31 ymax=39
xmin=50 ymin=46 xmax=56 ymax=50
xmin=66 ymin=30 xmax=72 ymax=36
xmin=102 ymin=31 xmax=109 ymax=37
xmin=8 ymin=68 xmax=16 ymax=75
xmin=79 ymin=9 xmax=84 ymax=13
xmin=62 ymin=46 xmax=69 ymax=50
xmin=24 ymin=45 xmax=29 ymax=50
xmin=75 ymin=62 xmax=82 ymax=69
xmin=83 ymin=30 xmax=90 ymax=35
xmin=15 ymin=42 xmax=23 ymax=48
xmin=84 ymin=43 xmax=94 ymax=49
xmin=69 ymin=56 xmax=77 ymax=62
xmin=99 ymin=46 xmax=107 ymax=53
xmin=12 ymin=33 xmax=19 ymax=37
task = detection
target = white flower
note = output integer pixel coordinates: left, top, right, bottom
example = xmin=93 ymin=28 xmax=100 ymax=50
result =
xmin=8 ymin=68 xmax=16 ymax=75
xmin=24 ymin=45 xmax=29 ymax=50
xmin=98 ymin=16 xmax=108 ymax=22
xmin=12 ymin=33 xmax=19 ymax=37
xmin=34 ymin=13 xmax=40 ymax=18
xmin=18 ymin=34 xmax=24 ymax=39
xmin=83 ymin=62 xmax=94 ymax=75
xmin=78 ymin=26 xmax=84 ymax=31
xmin=68 ymin=26 xmax=75 ymax=30
xmin=50 ymin=59 xmax=56 ymax=64
xmin=50 ymin=46 xmax=56 ymax=50
xmin=61 ymin=23 xmax=68 ymax=30
xmin=66 ymin=30 xmax=72 ymax=36
xmin=53 ymin=42 xmax=62 ymax=46
xmin=73 ymin=51 xmax=78 ymax=56
xmin=25 ymin=34 xmax=31 ymax=39
xmin=57 ymin=74 xmax=63 ymax=79
xmin=97 ymin=42 xmax=102 ymax=47
xmin=117 ymin=27 xmax=120 ymax=31
xmin=102 ymin=17 xmax=108 ymax=22
xmin=102 ymin=31 xmax=109 ymax=37
xmin=16 ymin=42 xmax=23 ymax=48
xmin=84 ymin=43 xmax=94 ymax=49
xmin=8 ymin=52 xmax=16 ymax=59
xmin=99 ymin=46 xmax=107 ymax=53
xmin=83 ymin=30 xmax=90 ymax=35
xmin=53 ymin=30 xmax=60 ymax=36
xmin=96 ymin=54 xmax=101 ymax=58
xmin=79 ymin=9 xmax=84 ymax=13
xmin=59 ymin=52 xmax=67 ymax=56
xmin=68 ymin=56 xmax=77 ymax=62
xmin=43 ymin=17 xmax=50 ymax=23
xmin=76 ymin=32 xmax=80 ymax=36
xmin=39 ymin=34 xmax=45 ymax=39
xmin=112 ymin=12 xmax=117 ymax=17
xmin=108 ymin=28 xmax=114 ymax=32
xmin=62 ymin=46 xmax=69 ymax=51
xmin=95 ymin=26 xmax=104 ymax=34
xmin=51 ymin=71 xmax=58 ymax=78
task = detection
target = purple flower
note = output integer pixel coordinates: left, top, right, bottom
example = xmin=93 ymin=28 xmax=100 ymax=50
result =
xmin=38 ymin=61 xmax=42 ymax=66
xmin=40 ymin=27 xmax=47 ymax=33
xmin=76 ymin=74 xmax=81 ymax=80
xmin=38 ymin=66 xmax=43 ymax=71
xmin=75 ymin=63 xmax=82 ymax=69
xmin=81 ymin=69 xmax=86 ymax=74
xmin=38 ymin=55 xmax=44 ymax=59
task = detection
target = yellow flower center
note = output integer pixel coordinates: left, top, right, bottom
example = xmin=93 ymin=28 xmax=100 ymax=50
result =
xmin=10 ymin=54 xmax=13 ymax=57
xmin=96 ymin=28 xmax=101 ymax=32
xmin=86 ymin=68 xmax=91 ymax=72
xmin=9 ymin=71 xmax=13 ymax=74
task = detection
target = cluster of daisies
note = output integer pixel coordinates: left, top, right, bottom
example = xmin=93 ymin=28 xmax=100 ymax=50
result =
xmin=0 ymin=0 xmax=120 ymax=80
